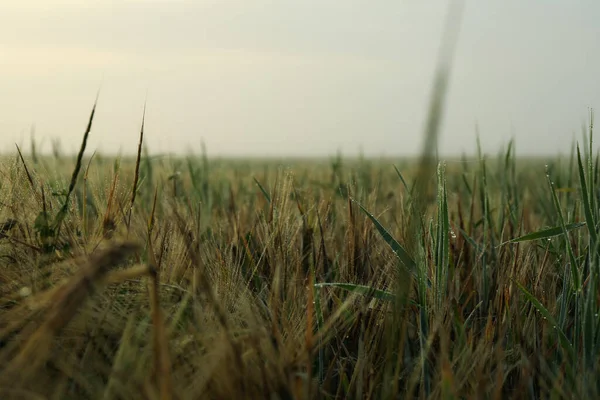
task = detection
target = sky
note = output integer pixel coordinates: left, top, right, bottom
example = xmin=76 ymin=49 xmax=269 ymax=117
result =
xmin=1 ymin=0 xmax=599 ymax=157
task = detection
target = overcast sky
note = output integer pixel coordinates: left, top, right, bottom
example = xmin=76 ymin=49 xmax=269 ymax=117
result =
xmin=1 ymin=0 xmax=598 ymax=157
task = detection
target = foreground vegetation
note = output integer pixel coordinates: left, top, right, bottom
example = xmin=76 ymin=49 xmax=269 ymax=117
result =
xmin=0 ymin=108 xmax=599 ymax=399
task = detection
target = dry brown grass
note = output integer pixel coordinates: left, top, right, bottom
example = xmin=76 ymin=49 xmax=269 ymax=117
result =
xmin=0 ymin=134 xmax=598 ymax=399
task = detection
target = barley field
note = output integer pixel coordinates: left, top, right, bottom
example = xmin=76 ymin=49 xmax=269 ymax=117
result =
xmin=0 ymin=106 xmax=598 ymax=399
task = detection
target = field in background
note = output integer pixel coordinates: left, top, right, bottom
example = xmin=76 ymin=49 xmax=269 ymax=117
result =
xmin=1 ymin=114 xmax=600 ymax=400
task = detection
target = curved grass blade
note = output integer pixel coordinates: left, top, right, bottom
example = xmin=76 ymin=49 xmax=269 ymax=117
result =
xmin=458 ymin=228 xmax=483 ymax=252
xmin=517 ymin=282 xmax=574 ymax=361
xmin=53 ymin=95 xmax=98 ymax=244
xmin=253 ymin=177 xmax=271 ymax=204
xmin=500 ymin=222 xmax=586 ymax=245
xmin=393 ymin=165 xmax=410 ymax=193
xmin=351 ymin=198 xmax=432 ymax=288
xmin=314 ymin=282 xmax=418 ymax=307
xmin=351 ymin=198 xmax=415 ymax=271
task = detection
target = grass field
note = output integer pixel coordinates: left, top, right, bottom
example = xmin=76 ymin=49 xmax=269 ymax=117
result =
xmin=0 ymin=105 xmax=599 ymax=399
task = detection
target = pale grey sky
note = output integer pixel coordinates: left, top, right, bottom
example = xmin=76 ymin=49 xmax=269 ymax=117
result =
xmin=1 ymin=0 xmax=598 ymax=157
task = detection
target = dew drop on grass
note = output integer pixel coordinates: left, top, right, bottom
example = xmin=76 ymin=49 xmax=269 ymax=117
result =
xmin=19 ymin=287 xmax=31 ymax=297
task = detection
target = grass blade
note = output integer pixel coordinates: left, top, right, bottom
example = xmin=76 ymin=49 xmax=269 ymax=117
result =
xmin=577 ymin=144 xmax=598 ymax=247
xmin=393 ymin=165 xmax=410 ymax=193
xmin=351 ymin=198 xmax=415 ymax=271
xmin=127 ymin=101 xmax=146 ymax=230
xmin=517 ymin=282 xmax=574 ymax=360
xmin=314 ymin=282 xmax=395 ymax=302
xmin=253 ymin=177 xmax=271 ymax=204
xmin=502 ymin=222 xmax=586 ymax=244
xmin=546 ymin=167 xmax=581 ymax=292
xmin=53 ymin=95 xmax=98 ymax=241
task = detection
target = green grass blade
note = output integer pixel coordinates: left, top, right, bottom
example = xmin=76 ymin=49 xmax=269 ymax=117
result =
xmin=517 ymin=282 xmax=574 ymax=360
xmin=588 ymin=111 xmax=596 ymax=221
xmin=547 ymin=168 xmax=581 ymax=292
xmin=577 ymin=144 xmax=598 ymax=247
xmin=458 ymin=228 xmax=484 ymax=252
xmin=351 ymin=198 xmax=415 ymax=271
xmin=435 ymin=162 xmax=450 ymax=310
xmin=253 ymin=177 xmax=271 ymax=204
xmin=393 ymin=165 xmax=410 ymax=193
xmin=583 ymin=276 xmax=596 ymax=369
xmin=501 ymin=222 xmax=586 ymax=245
xmin=461 ymin=172 xmax=472 ymax=196
xmin=314 ymin=283 xmax=420 ymax=309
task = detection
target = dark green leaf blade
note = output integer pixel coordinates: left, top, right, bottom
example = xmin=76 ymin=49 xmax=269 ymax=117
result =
xmin=351 ymin=198 xmax=416 ymax=271
xmin=517 ymin=282 xmax=574 ymax=360
xmin=503 ymin=222 xmax=586 ymax=244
